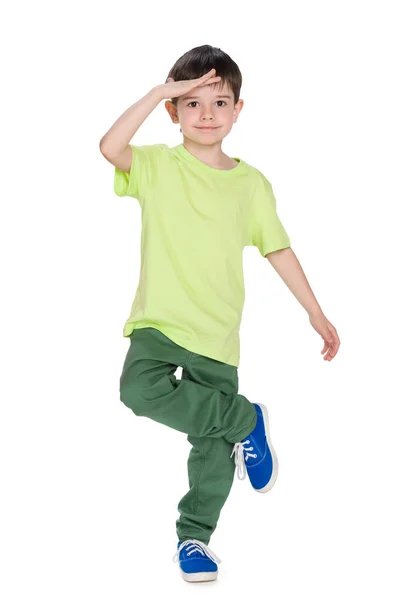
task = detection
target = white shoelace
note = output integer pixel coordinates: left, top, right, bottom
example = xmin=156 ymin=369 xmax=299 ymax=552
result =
xmin=230 ymin=439 xmax=257 ymax=480
xmin=172 ymin=539 xmax=221 ymax=564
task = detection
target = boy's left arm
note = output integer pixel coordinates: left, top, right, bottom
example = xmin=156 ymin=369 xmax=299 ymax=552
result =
xmin=265 ymin=247 xmax=340 ymax=361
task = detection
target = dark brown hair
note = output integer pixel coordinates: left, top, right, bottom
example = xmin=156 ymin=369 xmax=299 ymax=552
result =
xmin=166 ymin=44 xmax=242 ymax=106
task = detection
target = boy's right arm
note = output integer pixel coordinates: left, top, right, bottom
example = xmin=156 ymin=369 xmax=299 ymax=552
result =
xmin=99 ymin=85 xmax=165 ymax=172
xmin=100 ymin=69 xmax=221 ymax=172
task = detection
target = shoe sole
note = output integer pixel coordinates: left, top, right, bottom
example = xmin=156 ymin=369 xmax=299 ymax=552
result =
xmin=180 ymin=568 xmax=218 ymax=582
xmin=254 ymin=403 xmax=279 ymax=493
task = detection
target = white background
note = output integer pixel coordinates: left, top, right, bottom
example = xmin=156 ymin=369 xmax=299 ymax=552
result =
xmin=1 ymin=0 xmax=399 ymax=598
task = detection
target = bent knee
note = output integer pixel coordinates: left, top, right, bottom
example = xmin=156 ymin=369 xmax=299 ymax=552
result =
xmin=120 ymin=371 xmax=173 ymax=416
xmin=119 ymin=373 xmax=147 ymax=416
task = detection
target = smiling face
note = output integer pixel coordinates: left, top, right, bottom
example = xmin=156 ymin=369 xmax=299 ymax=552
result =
xmin=165 ymin=81 xmax=244 ymax=146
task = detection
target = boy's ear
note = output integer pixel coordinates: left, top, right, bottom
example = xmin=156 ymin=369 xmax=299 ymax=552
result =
xmin=164 ymin=100 xmax=179 ymax=124
xmin=235 ymin=99 xmax=244 ymax=113
xmin=232 ymin=99 xmax=244 ymax=123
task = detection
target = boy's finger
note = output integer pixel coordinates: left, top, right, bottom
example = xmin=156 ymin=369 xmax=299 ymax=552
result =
xmin=202 ymin=69 xmax=216 ymax=78
xmin=330 ymin=342 xmax=339 ymax=358
xmin=198 ymin=78 xmax=221 ymax=87
xmin=331 ymin=332 xmax=340 ymax=350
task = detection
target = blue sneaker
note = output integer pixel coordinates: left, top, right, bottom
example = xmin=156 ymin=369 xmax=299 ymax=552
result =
xmin=230 ymin=403 xmax=278 ymax=493
xmin=172 ymin=539 xmax=221 ymax=582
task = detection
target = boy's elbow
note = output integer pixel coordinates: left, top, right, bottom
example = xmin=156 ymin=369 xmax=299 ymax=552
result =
xmin=99 ymin=139 xmax=108 ymax=155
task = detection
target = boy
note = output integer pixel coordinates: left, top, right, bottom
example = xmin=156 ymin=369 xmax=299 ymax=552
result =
xmin=99 ymin=45 xmax=340 ymax=583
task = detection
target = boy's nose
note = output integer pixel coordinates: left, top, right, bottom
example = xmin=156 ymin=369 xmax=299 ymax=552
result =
xmin=200 ymin=109 xmax=215 ymax=119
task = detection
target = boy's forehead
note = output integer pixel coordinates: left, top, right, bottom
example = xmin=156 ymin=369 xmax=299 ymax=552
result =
xmin=181 ymin=82 xmax=233 ymax=101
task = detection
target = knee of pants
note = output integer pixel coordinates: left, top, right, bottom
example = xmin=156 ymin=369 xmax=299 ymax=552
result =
xmin=119 ymin=373 xmax=147 ymax=416
xmin=119 ymin=369 xmax=171 ymax=416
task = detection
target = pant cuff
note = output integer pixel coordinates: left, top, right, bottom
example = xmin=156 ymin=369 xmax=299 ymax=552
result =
xmin=227 ymin=407 xmax=257 ymax=444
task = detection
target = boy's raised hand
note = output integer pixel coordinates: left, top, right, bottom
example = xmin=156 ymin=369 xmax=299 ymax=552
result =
xmin=158 ymin=68 xmax=221 ymax=100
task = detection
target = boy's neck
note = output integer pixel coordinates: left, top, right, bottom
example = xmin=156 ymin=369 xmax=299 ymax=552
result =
xmin=181 ymin=137 xmax=236 ymax=170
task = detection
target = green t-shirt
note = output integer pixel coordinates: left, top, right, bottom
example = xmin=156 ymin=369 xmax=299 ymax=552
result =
xmin=114 ymin=143 xmax=290 ymax=367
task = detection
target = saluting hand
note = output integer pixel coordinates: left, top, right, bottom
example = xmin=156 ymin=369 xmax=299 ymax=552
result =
xmin=157 ymin=68 xmax=221 ymax=100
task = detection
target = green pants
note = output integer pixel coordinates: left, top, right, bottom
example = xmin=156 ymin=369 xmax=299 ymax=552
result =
xmin=119 ymin=326 xmax=257 ymax=545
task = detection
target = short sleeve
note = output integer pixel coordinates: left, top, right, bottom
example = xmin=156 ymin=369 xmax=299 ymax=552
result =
xmin=246 ymin=172 xmax=291 ymax=256
xmin=114 ymin=143 xmax=167 ymax=204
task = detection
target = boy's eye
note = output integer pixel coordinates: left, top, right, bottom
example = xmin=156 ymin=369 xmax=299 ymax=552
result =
xmin=187 ymin=101 xmax=226 ymax=107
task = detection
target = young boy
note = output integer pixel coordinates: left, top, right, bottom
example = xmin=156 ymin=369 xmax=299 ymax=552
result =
xmin=99 ymin=44 xmax=340 ymax=583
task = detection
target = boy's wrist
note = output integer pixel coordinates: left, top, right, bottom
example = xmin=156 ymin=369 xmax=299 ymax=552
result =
xmin=151 ymin=84 xmax=168 ymax=102
xmin=308 ymin=307 xmax=324 ymax=318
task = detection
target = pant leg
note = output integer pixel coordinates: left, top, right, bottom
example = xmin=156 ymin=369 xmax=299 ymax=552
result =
xmin=119 ymin=327 xmax=256 ymax=443
xmin=176 ymin=353 xmax=245 ymax=544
